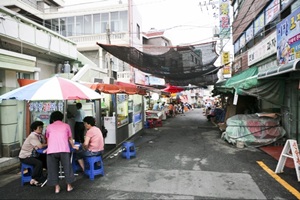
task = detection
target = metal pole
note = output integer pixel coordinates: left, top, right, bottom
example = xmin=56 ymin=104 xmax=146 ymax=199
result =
xmin=106 ymin=24 xmax=112 ymax=78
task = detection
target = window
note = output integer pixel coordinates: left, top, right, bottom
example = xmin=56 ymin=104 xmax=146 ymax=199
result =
xmin=76 ymin=16 xmax=84 ymax=35
xmin=120 ymin=11 xmax=128 ymax=31
xmin=93 ymin=14 xmax=100 ymax=34
xmin=84 ymin=15 xmax=92 ymax=35
xmin=66 ymin=17 xmax=75 ymax=36
xmin=51 ymin=18 xmax=59 ymax=32
xmin=110 ymin=12 xmax=119 ymax=32
xmin=44 ymin=19 xmax=51 ymax=30
xmin=16 ymin=72 xmax=31 ymax=79
xmin=60 ymin=18 xmax=66 ymax=36
xmin=136 ymin=24 xmax=140 ymax=39
xmin=101 ymin=13 xmax=109 ymax=33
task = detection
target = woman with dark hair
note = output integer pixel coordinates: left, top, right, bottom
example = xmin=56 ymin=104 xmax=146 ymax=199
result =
xmin=46 ymin=111 xmax=78 ymax=194
xmin=19 ymin=121 xmax=47 ymax=186
xmin=76 ymin=116 xmax=104 ymax=172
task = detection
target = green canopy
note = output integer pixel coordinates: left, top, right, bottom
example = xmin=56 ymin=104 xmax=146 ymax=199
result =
xmin=225 ymin=66 xmax=258 ymax=94
xmin=213 ymin=66 xmax=285 ymax=105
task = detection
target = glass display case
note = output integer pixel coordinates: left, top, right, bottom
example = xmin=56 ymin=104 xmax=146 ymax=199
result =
xmin=133 ymin=103 xmax=142 ymax=124
xmin=117 ymin=94 xmax=129 ymax=128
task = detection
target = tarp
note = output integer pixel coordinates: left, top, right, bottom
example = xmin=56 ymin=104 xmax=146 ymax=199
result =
xmin=222 ymin=114 xmax=286 ymax=147
xmin=97 ymin=42 xmax=220 ymax=86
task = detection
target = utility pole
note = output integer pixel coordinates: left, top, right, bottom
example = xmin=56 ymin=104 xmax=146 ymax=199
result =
xmin=106 ymin=23 xmax=112 ymax=78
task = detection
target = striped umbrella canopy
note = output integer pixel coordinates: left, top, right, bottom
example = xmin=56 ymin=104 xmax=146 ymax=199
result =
xmin=0 ymin=76 xmax=103 ymax=101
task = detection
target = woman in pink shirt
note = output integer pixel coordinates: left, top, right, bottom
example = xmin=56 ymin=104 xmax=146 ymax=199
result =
xmin=46 ymin=111 xmax=78 ymax=194
xmin=76 ymin=116 xmax=104 ymax=171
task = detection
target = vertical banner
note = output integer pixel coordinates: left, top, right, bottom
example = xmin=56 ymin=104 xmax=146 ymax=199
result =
xmin=221 ymin=51 xmax=230 ymax=65
xmin=219 ymin=0 xmax=230 ymax=39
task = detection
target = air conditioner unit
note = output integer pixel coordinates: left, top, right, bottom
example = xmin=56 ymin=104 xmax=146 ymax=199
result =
xmin=103 ymin=77 xmax=114 ymax=84
xmin=93 ymin=78 xmax=103 ymax=83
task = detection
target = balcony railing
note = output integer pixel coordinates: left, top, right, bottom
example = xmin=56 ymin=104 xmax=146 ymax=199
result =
xmin=68 ymin=32 xmax=127 ymax=43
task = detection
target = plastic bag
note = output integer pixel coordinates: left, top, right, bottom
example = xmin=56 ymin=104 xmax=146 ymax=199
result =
xmin=31 ymin=148 xmax=40 ymax=158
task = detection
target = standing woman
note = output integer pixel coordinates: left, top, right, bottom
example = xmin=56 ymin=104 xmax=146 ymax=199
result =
xmin=74 ymin=103 xmax=85 ymax=143
xmin=46 ymin=111 xmax=78 ymax=194
xmin=19 ymin=121 xmax=47 ymax=186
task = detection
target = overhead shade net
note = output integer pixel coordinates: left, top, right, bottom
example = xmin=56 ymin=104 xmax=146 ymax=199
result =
xmin=97 ymin=42 xmax=220 ymax=86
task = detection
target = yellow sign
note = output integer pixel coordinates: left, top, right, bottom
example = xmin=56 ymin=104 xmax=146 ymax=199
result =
xmin=222 ymin=51 xmax=230 ymax=65
xmin=223 ymin=65 xmax=231 ymax=74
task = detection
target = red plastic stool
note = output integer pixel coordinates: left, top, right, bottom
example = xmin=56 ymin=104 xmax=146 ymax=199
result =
xmin=153 ymin=119 xmax=162 ymax=127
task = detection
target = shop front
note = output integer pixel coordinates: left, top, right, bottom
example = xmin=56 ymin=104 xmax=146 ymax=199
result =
xmin=88 ymin=82 xmax=146 ymax=147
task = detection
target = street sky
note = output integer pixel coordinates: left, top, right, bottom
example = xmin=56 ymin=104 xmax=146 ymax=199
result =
xmin=135 ymin=0 xmax=219 ymax=45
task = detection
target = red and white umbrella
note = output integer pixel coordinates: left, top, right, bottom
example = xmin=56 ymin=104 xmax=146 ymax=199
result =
xmin=0 ymin=76 xmax=103 ymax=101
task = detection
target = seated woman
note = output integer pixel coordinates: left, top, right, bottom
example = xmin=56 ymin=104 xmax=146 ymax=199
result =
xmin=19 ymin=121 xmax=48 ymax=186
xmin=206 ymin=107 xmax=215 ymax=121
xmin=76 ymin=116 xmax=104 ymax=171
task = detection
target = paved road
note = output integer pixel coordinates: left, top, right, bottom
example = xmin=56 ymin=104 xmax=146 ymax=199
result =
xmin=0 ymin=108 xmax=299 ymax=199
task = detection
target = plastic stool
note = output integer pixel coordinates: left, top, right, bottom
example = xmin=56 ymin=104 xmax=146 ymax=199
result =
xmin=153 ymin=119 xmax=162 ymax=127
xmin=72 ymin=159 xmax=81 ymax=173
xmin=121 ymin=142 xmax=136 ymax=160
xmin=84 ymin=156 xmax=104 ymax=180
xmin=147 ymin=119 xmax=154 ymax=128
xmin=21 ymin=163 xmax=34 ymax=186
xmin=144 ymin=121 xmax=150 ymax=129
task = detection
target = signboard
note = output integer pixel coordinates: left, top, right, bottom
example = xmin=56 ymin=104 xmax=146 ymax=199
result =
xmin=246 ymin=23 xmax=254 ymax=42
xmin=276 ymin=6 xmax=300 ymax=65
xmin=281 ymin=0 xmax=293 ymax=10
xmin=275 ymin=139 xmax=300 ymax=181
xmin=222 ymin=51 xmax=230 ymax=65
xmin=239 ymin=33 xmax=246 ymax=49
xmin=234 ymin=40 xmax=240 ymax=54
xmin=254 ymin=12 xmax=265 ymax=35
xmin=248 ymin=31 xmax=277 ymax=66
xmin=219 ymin=0 xmax=230 ymax=39
xmin=265 ymin=0 xmax=280 ymax=25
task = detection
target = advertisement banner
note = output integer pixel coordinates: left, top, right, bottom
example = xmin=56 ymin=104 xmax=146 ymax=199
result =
xmin=254 ymin=12 xmax=264 ymax=35
xmin=222 ymin=51 xmax=230 ymax=65
xmin=265 ymin=0 xmax=280 ymax=25
xmin=219 ymin=0 xmax=230 ymax=39
xmin=277 ymin=6 xmax=300 ymax=65
xmin=248 ymin=31 xmax=277 ymax=66
xmin=246 ymin=23 xmax=254 ymax=42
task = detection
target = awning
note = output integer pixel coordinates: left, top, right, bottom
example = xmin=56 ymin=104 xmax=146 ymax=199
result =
xmin=115 ymin=81 xmax=147 ymax=95
xmin=84 ymin=82 xmax=147 ymax=95
xmin=258 ymin=59 xmax=300 ymax=79
xmin=226 ymin=66 xmax=258 ymax=93
xmin=213 ymin=66 xmax=258 ymax=95
xmin=213 ymin=66 xmax=285 ymax=105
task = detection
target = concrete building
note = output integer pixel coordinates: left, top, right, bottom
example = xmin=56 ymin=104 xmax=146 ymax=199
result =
xmin=0 ymin=0 xmax=144 ymax=157
xmin=214 ymin=0 xmax=300 ymax=141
